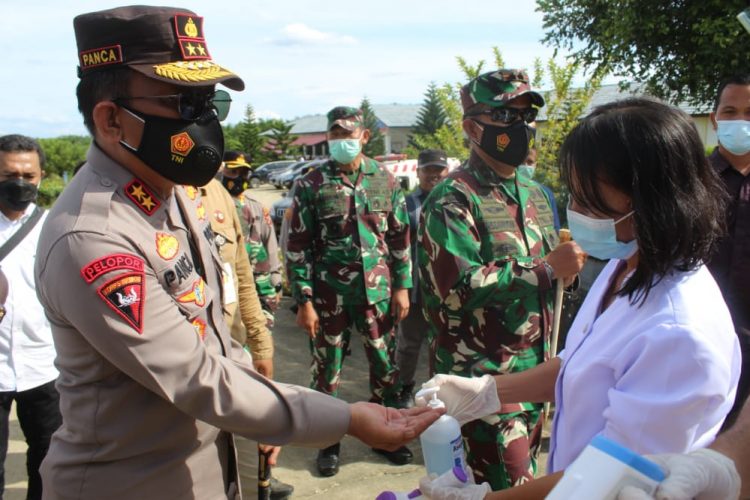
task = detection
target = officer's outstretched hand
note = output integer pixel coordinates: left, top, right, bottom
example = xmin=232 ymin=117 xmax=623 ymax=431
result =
xmin=347 ymin=402 xmax=444 ymax=451
xmin=296 ymin=302 xmax=319 ymax=339
xmin=545 ymin=241 xmax=586 ymax=286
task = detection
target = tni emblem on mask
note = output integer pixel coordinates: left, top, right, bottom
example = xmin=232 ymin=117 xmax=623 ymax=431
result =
xmin=496 ymin=133 xmax=511 ymax=152
xmin=171 ymin=132 xmax=195 ymax=163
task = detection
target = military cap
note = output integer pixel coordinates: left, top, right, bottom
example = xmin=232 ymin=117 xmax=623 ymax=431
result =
xmin=460 ymin=69 xmax=544 ymax=113
xmin=223 ymin=152 xmax=251 ymax=169
xmin=326 ymin=106 xmax=364 ymax=131
xmin=418 ymin=149 xmax=449 ymax=169
xmin=74 ymin=5 xmax=244 ymax=91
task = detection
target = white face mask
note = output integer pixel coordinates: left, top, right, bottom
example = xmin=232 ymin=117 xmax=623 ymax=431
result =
xmin=717 ymin=120 xmax=750 ymax=155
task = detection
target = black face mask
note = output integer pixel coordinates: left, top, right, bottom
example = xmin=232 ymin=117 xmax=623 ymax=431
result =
xmin=0 ymin=179 xmax=38 ymax=212
xmin=474 ymin=119 xmax=536 ymax=167
xmin=120 ymin=107 xmax=225 ymax=187
xmin=221 ymin=175 xmax=247 ymax=197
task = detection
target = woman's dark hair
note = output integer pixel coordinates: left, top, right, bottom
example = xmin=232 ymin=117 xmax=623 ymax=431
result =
xmin=560 ymin=97 xmax=727 ymax=303
xmin=76 ymin=67 xmax=132 ymax=136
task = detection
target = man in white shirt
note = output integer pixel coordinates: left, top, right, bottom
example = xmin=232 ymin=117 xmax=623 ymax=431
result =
xmin=0 ymin=134 xmax=60 ymax=500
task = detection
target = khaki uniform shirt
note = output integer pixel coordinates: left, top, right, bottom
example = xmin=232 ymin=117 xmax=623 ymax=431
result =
xmin=34 ymin=145 xmax=349 ymax=500
xmin=199 ymin=179 xmax=273 ymax=359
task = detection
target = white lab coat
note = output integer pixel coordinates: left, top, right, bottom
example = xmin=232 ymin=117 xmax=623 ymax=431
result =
xmin=549 ymin=260 xmax=741 ymax=472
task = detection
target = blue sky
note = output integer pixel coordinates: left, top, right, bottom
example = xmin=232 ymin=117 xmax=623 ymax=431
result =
xmin=1 ymin=0 xmax=593 ymax=138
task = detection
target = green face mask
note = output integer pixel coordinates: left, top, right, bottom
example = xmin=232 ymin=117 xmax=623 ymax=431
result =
xmin=328 ymin=138 xmax=361 ymax=164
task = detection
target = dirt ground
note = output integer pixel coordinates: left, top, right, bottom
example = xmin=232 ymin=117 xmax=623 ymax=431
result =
xmin=6 ymin=184 xmax=549 ymax=499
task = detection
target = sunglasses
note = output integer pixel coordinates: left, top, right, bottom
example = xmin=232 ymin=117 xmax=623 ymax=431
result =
xmin=467 ymin=107 xmax=538 ymax=124
xmin=115 ymin=89 xmax=232 ymax=121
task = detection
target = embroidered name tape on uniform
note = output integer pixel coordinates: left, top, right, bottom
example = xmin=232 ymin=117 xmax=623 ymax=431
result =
xmin=125 ymin=179 xmax=161 ymax=216
xmin=81 ymin=253 xmax=145 ymax=284
xmin=97 ymin=272 xmax=145 ymax=333
xmin=79 ymin=44 xmax=123 ymax=70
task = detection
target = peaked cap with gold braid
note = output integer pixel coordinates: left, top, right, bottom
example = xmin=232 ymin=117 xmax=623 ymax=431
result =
xmin=74 ymin=5 xmax=244 ymax=91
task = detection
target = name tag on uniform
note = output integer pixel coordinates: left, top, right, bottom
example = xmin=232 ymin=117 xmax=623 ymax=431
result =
xmin=222 ymin=262 xmax=237 ymax=305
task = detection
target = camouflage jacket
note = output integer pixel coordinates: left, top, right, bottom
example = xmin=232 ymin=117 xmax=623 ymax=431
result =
xmin=236 ymin=192 xmax=282 ymax=298
xmin=419 ymin=154 xmax=558 ymax=411
xmin=286 ymin=157 xmax=412 ymax=306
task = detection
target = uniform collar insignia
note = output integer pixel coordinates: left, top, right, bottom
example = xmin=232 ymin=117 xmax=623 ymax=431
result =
xmin=125 ymin=179 xmax=161 ymax=215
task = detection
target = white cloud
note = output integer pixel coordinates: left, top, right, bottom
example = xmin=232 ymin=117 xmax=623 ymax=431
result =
xmin=269 ymin=23 xmax=357 ymax=46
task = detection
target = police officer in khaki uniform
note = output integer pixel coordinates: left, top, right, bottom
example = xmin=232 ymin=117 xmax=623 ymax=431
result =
xmin=221 ymin=151 xmax=283 ymax=329
xmin=200 ymin=178 xmax=294 ymax=498
xmin=33 ymin=6 xmax=441 ymax=499
xmin=198 ymin=179 xmax=274 ymax=372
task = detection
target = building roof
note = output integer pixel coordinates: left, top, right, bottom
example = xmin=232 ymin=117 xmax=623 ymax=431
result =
xmin=290 ymin=103 xmax=421 ymax=134
xmin=288 ymin=85 xmax=711 ymax=133
xmin=536 ymin=83 xmax=712 ymax=121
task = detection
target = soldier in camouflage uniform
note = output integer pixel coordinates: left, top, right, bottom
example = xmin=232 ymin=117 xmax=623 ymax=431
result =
xmin=286 ymin=106 xmax=413 ymax=476
xmin=419 ymin=70 xmax=585 ymax=490
xmin=221 ymin=151 xmax=283 ymax=328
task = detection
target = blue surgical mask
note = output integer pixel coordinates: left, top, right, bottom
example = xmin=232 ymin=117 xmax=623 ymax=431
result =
xmin=566 ymin=207 xmax=638 ymax=260
xmin=717 ymin=120 xmax=750 ymax=155
xmin=328 ymin=138 xmax=362 ymax=164
xmin=517 ymin=164 xmax=536 ymax=179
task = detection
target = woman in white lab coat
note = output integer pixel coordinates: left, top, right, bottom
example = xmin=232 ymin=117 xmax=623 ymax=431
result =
xmin=418 ymin=97 xmax=742 ymax=500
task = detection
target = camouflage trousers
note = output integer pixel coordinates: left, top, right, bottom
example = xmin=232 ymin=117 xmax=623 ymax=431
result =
xmin=259 ymin=295 xmax=277 ymax=329
xmin=462 ymin=408 xmax=543 ymax=491
xmin=309 ymin=299 xmax=402 ymax=407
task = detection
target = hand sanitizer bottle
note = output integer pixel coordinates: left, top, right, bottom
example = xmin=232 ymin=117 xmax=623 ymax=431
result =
xmin=415 ymin=386 xmax=467 ymax=476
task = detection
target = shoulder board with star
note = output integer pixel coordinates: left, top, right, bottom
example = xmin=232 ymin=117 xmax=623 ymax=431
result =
xmin=125 ymin=179 xmax=161 ymax=216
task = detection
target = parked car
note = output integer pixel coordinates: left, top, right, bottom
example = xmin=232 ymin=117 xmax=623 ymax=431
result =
xmin=249 ymin=160 xmax=297 ymax=188
xmin=277 ymin=159 xmax=329 ymax=189
xmin=268 ymin=161 xmax=306 ymax=189
xmin=271 ymin=159 xmax=327 ymax=234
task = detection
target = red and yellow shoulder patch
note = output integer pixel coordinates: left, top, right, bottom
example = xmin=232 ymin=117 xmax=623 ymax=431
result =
xmin=125 ymin=179 xmax=161 ymax=216
xmin=97 ymin=272 xmax=145 ymax=333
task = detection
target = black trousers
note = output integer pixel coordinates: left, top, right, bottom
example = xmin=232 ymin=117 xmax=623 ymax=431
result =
xmin=0 ymin=380 xmax=61 ymax=500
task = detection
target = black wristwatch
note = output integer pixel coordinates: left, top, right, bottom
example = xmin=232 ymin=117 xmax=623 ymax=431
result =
xmin=297 ymin=294 xmax=313 ymax=305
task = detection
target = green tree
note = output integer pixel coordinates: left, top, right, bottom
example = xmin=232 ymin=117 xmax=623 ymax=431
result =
xmin=533 ymin=59 xmax=604 ymax=218
xmin=537 ymin=0 xmax=750 ymax=106
xmin=38 ymin=135 xmax=90 ymax=177
xmin=360 ymin=97 xmax=385 ymax=157
xmin=259 ymin=119 xmax=299 ymax=161
xmin=405 ymin=48 xmax=505 ymax=160
xmin=408 ymin=82 xmax=448 ymax=149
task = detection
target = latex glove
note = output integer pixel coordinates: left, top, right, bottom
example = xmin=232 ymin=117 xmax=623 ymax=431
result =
xmin=419 ymin=467 xmax=491 ymax=500
xmin=416 ymin=374 xmax=501 ymax=426
xmin=616 ymin=449 xmax=740 ymax=500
